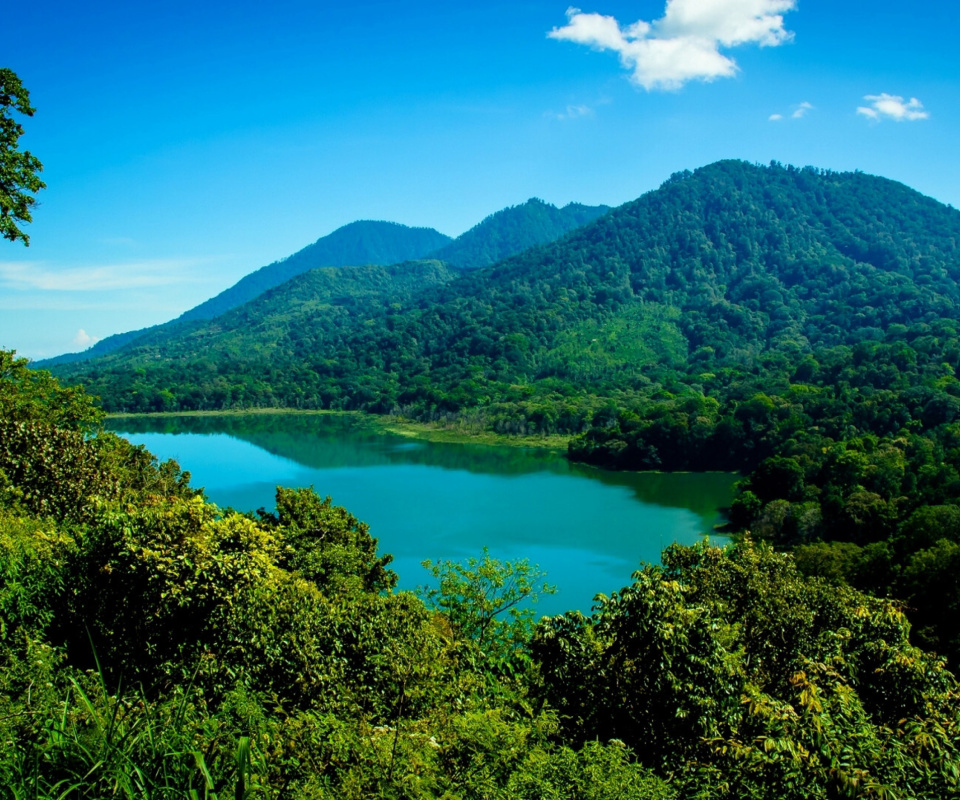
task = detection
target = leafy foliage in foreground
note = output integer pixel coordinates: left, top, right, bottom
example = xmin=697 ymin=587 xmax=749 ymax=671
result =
xmin=0 ymin=68 xmax=45 ymax=246
xmin=535 ymin=542 xmax=960 ymax=799
xmin=2 ymin=351 xmax=959 ymax=798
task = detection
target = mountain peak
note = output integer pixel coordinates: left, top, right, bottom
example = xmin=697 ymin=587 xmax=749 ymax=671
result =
xmin=429 ymin=197 xmax=610 ymax=269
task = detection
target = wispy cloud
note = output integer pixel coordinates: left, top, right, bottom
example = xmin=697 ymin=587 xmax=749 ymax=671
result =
xmin=857 ymin=93 xmax=929 ymax=122
xmin=0 ymin=258 xmax=212 ymax=292
xmin=770 ymin=100 xmax=813 ymax=121
xmin=546 ymin=103 xmax=595 ymax=121
xmin=549 ymin=0 xmax=797 ymax=91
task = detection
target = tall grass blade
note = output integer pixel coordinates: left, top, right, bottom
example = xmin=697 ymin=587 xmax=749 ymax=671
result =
xmin=235 ymin=736 xmax=252 ymax=800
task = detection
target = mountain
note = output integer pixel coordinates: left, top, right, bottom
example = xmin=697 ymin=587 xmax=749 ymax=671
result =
xmin=66 ymin=259 xmax=460 ymax=409
xmin=35 ymin=200 xmax=608 ymax=369
xmin=59 ymin=160 xmax=960 ymax=421
xmin=32 ymin=221 xmax=452 ymax=369
xmin=178 ymin=220 xmax=452 ymax=323
xmin=427 ymin=198 xmax=610 ymax=269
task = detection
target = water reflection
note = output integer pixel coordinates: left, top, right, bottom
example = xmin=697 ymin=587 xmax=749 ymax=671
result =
xmin=108 ymin=413 xmax=737 ymax=615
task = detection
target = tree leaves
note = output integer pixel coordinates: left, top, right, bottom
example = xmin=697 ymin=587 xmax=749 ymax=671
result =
xmin=0 ymin=68 xmax=45 ymax=246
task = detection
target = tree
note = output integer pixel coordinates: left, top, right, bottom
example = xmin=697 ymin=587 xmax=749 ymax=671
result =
xmin=531 ymin=541 xmax=960 ymax=799
xmin=419 ymin=548 xmax=555 ymax=661
xmin=1 ymin=68 xmax=45 ymax=245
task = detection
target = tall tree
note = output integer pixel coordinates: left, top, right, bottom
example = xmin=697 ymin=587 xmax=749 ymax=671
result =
xmin=1 ymin=68 xmax=45 ymax=245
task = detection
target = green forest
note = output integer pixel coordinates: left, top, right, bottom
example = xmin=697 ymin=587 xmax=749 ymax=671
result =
xmin=7 ymin=159 xmax=960 ymax=796
xmin=3 ymin=350 xmax=960 ymax=798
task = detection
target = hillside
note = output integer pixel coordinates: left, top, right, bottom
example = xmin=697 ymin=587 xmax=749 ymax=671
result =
xmin=35 ymin=199 xmax=609 ymax=370
xmin=61 ymin=160 xmax=960 ymax=417
xmin=178 ymin=220 xmax=453 ymax=323
xmin=65 ymin=259 xmax=459 ymax=409
xmin=33 ymin=221 xmax=453 ymax=368
xmin=428 ymin=197 xmax=610 ymax=269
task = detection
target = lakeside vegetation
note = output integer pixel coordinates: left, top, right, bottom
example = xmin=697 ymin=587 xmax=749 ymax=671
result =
xmin=4 ymin=349 xmax=960 ymax=799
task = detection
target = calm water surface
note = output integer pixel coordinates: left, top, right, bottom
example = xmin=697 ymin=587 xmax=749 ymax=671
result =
xmin=107 ymin=414 xmax=737 ymax=616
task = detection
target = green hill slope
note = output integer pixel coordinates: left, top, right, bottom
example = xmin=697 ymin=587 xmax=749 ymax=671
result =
xmin=34 ymin=220 xmax=453 ymax=368
xmin=428 ymin=197 xmax=610 ymax=269
xmin=178 ymin=220 xmax=453 ymax=323
xmin=37 ymin=199 xmax=610 ymax=369
xmin=66 ymin=259 xmax=459 ymax=411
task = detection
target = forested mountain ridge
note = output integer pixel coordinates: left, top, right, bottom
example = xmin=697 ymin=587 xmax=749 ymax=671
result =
xmin=58 ymin=160 xmax=960 ymax=417
xmin=95 ymin=259 xmax=461 ymax=408
xmin=427 ymin=197 xmax=610 ymax=269
xmin=33 ymin=220 xmax=453 ymax=368
xmin=35 ymin=198 xmax=609 ymax=369
xmin=177 ymin=220 xmax=453 ymax=323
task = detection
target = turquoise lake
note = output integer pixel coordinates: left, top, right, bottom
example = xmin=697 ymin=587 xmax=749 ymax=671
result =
xmin=107 ymin=413 xmax=737 ymax=617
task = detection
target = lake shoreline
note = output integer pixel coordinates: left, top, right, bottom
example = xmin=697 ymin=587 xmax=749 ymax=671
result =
xmin=106 ymin=414 xmax=739 ymax=616
xmin=106 ymin=408 xmax=571 ymax=451
xmin=105 ymin=409 xmax=740 ymax=475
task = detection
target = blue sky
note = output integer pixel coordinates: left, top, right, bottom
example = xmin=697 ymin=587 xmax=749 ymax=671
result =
xmin=2 ymin=0 xmax=957 ymax=359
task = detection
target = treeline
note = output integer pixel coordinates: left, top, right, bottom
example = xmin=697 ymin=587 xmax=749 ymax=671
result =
xmin=4 ymin=349 xmax=960 ymax=798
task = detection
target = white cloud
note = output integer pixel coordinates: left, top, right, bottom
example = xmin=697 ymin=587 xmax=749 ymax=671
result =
xmin=768 ymin=100 xmax=811 ymax=121
xmin=549 ymin=0 xmax=797 ymax=91
xmin=857 ymin=93 xmax=929 ymax=122
xmin=546 ymin=103 xmax=595 ymax=120
xmin=71 ymin=329 xmax=100 ymax=349
xmin=0 ymin=258 xmax=211 ymax=292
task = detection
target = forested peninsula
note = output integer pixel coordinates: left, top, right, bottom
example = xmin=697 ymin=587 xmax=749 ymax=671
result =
xmin=7 ymin=159 xmax=960 ymax=796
